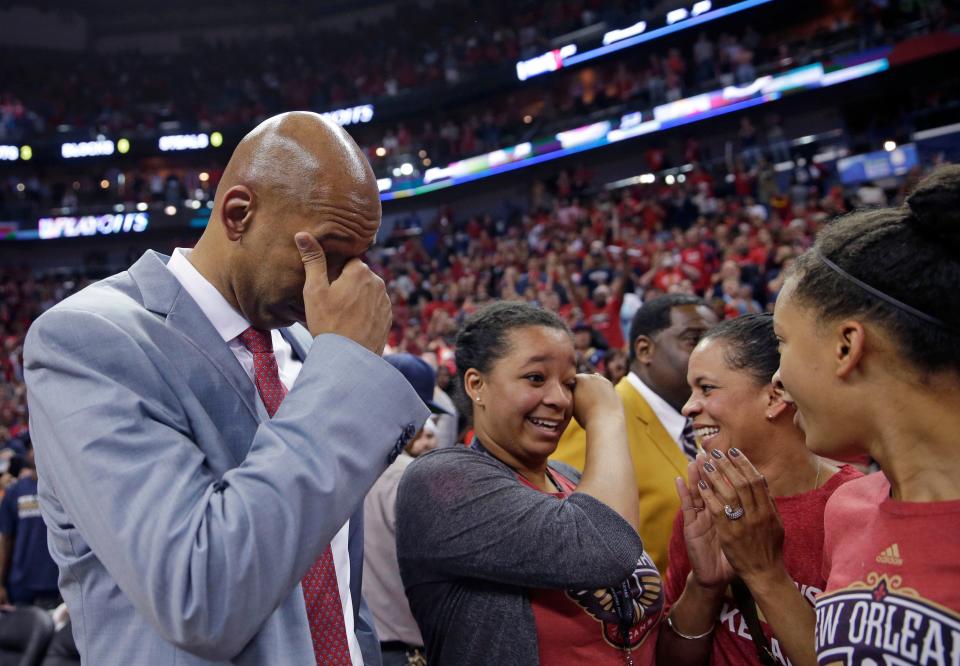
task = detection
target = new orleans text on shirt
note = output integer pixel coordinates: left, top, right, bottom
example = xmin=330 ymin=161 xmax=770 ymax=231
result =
xmin=815 ymin=574 xmax=960 ymax=665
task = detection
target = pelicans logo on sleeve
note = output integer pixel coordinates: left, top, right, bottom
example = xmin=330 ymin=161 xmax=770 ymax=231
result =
xmin=566 ymin=551 xmax=664 ymax=649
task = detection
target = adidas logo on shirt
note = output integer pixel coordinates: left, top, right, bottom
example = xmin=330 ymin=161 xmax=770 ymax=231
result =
xmin=875 ymin=543 xmax=903 ymax=566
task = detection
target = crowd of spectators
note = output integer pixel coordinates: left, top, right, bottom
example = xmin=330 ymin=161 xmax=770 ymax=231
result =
xmin=0 ymin=0 xmax=650 ymax=142
xmin=2 ymin=0 xmax=946 ymax=147
xmin=370 ymin=153 xmax=934 ymax=378
xmin=1 ymin=0 xmax=951 ymax=224
xmin=0 ymin=270 xmax=92 ymax=475
xmin=348 ymin=0 xmax=947 ymax=173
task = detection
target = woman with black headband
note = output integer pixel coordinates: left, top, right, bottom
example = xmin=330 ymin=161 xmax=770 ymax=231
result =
xmin=687 ymin=165 xmax=960 ymax=665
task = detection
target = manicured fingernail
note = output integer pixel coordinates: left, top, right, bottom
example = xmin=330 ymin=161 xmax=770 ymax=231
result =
xmin=729 ymin=448 xmax=742 ymax=458
xmin=698 ymin=480 xmax=708 ymax=490
xmin=704 ymin=462 xmax=716 ymax=473
xmin=711 ymin=448 xmax=724 ymax=460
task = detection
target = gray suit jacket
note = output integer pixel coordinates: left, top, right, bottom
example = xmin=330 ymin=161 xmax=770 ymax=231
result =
xmin=23 ymin=251 xmax=429 ymax=665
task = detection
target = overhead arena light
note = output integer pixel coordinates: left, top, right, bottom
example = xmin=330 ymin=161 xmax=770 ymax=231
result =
xmin=159 ymin=133 xmax=210 ymax=151
xmin=602 ymin=21 xmax=647 ymax=46
xmin=516 ymin=0 xmax=774 ymax=82
xmin=381 ymin=53 xmax=890 ymax=201
xmin=38 ymin=213 xmax=149 ymax=240
xmin=61 ymin=139 xmax=115 ymax=159
xmin=666 ymin=8 xmax=689 ymax=24
xmin=516 ymin=45 xmax=577 ymax=81
xmin=320 ymin=104 xmax=375 ymax=127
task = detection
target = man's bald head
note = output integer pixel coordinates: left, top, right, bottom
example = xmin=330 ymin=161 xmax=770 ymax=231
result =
xmin=191 ymin=111 xmax=383 ymax=330
xmin=215 ymin=111 xmax=378 ymax=226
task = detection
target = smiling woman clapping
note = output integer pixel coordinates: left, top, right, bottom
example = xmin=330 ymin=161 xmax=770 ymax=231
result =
xmin=396 ymin=302 xmax=664 ymax=665
xmin=656 ymin=314 xmax=860 ymax=666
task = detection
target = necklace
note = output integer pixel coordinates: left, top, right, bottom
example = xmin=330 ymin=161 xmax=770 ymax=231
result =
xmin=812 ymin=460 xmax=822 ymax=491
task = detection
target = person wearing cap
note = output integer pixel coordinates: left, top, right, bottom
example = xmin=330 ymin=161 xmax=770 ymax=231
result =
xmin=581 ymin=283 xmax=626 ymax=350
xmin=572 ymin=320 xmax=604 ymax=374
xmin=363 ymin=354 xmax=451 ymax=666
xmin=422 ymin=356 xmax=460 ymax=449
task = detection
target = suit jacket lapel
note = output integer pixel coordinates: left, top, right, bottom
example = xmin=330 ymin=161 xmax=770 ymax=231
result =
xmin=129 ymin=251 xmax=260 ymax=424
xmin=623 ymin=381 xmax=689 ymax=476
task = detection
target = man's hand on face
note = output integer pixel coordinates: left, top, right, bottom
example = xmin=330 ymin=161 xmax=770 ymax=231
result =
xmin=295 ymin=232 xmax=392 ymax=355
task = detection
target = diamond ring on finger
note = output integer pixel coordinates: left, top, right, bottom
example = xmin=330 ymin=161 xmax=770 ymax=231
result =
xmin=723 ymin=504 xmax=745 ymax=520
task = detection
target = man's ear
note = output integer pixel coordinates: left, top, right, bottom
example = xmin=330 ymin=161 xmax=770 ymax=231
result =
xmin=220 ymin=185 xmax=255 ymax=242
xmin=834 ymin=320 xmax=866 ymax=380
xmin=464 ymin=368 xmax=484 ymax=404
xmin=633 ymin=335 xmax=656 ymax=366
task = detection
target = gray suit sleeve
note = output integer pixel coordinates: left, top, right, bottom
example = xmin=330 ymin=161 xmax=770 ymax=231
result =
xmin=24 ymin=309 xmax=429 ymax=661
xmin=396 ymin=449 xmax=642 ymax=590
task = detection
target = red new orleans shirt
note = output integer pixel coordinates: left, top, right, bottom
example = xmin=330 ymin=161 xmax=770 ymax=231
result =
xmin=665 ymin=465 xmax=861 ymax=666
xmin=816 ymin=472 xmax=960 ymax=666
xmin=521 ymin=470 xmax=662 ymax=665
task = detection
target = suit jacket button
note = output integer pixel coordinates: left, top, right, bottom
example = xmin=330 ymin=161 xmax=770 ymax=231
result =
xmin=403 ymin=423 xmax=417 ymax=441
xmin=388 ymin=441 xmax=404 ymax=464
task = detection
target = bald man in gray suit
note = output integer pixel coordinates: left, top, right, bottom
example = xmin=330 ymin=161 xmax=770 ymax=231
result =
xmin=25 ymin=112 xmax=429 ymax=665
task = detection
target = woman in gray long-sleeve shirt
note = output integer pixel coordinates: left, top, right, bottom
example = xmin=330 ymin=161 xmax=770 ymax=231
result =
xmin=397 ymin=302 xmax=664 ymax=665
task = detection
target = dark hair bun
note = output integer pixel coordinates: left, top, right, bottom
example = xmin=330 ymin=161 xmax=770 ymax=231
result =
xmin=905 ymin=164 xmax=960 ymax=249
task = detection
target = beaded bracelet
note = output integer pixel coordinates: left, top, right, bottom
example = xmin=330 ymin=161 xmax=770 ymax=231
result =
xmin=665 ymin=612 xmax=715 ymax=640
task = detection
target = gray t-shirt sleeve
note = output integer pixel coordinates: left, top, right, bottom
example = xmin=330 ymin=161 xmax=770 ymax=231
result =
xmin=396 ymin=448 xmax=643 ymax=590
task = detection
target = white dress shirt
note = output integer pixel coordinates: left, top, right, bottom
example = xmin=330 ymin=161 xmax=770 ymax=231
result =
xmin=167 ymin=248 xmax=362 ymax=665
xmin=625 ymin=371 xmax=688 ymax=454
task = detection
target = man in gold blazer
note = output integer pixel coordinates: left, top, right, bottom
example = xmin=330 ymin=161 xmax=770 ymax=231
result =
xmin=553 ymin=294 xmax=716 ymax=573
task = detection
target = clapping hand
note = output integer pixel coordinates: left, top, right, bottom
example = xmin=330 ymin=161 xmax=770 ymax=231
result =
xmin=694 ymin=448 xmax=786 ymax=585
xmin=676 ymin=460 xmax=735 ymax=590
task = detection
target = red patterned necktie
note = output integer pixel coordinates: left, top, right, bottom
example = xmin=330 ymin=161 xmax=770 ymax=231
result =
xmin=239 ymin=327 xmax=352 ymax=665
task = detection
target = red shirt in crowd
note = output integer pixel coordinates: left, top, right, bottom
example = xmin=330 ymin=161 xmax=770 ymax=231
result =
xmin=815 ymin=471 xmax=960 ymax=665
xmin=680 ymin=245 xmax=713 ymax=291
xmin=665 ymin=466 xmax=861 ymax=666
xmin=524 ymin=471 xmax=662 ymax=666
xmin=653 ymin=267 xmax=687 ymax=294
xmin=420 ymin=300 xmax=457 ymax=327
xmin=581 ymin=297 xmax=625 ymax=349
xmin=747 ymin=244 xmax=770 ymax=268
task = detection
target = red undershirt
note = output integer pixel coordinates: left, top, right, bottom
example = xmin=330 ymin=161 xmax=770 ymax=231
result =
xmin=519 ymin=470 xmax=662 ymax=665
